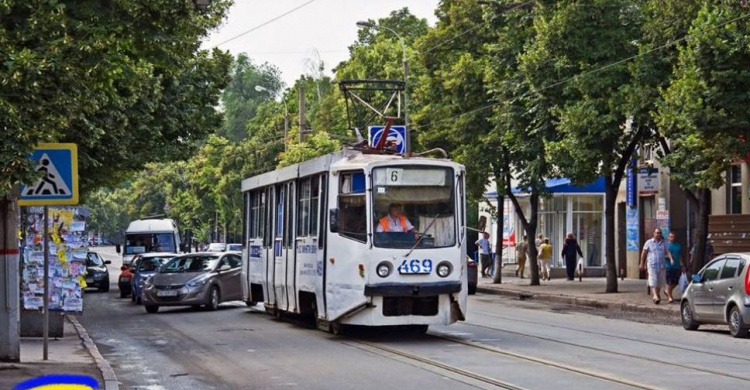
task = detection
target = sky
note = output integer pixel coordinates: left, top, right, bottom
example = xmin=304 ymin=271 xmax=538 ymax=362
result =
xmin=202 ymin=0 xmax=440 ymax=87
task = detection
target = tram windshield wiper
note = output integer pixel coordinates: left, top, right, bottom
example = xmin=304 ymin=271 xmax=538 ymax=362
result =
xmin=405 ymin=214 xmax=439 ymax=258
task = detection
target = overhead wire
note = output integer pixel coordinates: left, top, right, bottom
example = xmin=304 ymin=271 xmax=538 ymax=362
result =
xmin=211 ymin=0 xmax=320 ymax=48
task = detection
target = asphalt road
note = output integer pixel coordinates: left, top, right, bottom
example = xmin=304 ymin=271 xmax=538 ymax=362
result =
xmin=82 ymin=247 xmax=750 ymax=390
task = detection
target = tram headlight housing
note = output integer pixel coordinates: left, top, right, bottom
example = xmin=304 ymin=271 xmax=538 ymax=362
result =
xmin=376 ymin=262 xmax=392 ymax=278
xmin=436 ymin=261 xmax=452 ymax=278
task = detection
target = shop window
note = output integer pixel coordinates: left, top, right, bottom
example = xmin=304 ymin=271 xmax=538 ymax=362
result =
xmin=729 ymin=165 xmax=742 ymax=214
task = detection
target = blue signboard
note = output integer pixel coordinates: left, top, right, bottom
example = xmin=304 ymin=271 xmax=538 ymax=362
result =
xmin=626 ymin=162 xmax=636 ymax=207
xmin=19 ymin=143 xmax=78 ymax=206
xmin=626 ymin=207 xmax=639 ymax=251
xmin=369 ymin=125 xmax=406 ymax=154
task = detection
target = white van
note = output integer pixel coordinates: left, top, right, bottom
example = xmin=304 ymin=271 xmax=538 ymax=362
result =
xmin=121 ymin=218 xmax=181 ymax=265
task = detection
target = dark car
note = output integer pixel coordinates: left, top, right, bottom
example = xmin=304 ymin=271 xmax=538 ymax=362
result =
xmin=85 ymin=252 xmax=111 ymax=292
xmin=130 ymin=253 xmax=178 ymax=304
xmin=142 ymin=252 xmax=243 ymax=313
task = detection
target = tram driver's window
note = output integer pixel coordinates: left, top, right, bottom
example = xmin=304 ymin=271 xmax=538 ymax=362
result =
xmin=338 ymin=171 xmax=367 ymax=242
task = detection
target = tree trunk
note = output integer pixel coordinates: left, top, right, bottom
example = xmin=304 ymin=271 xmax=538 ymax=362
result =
xmin=690 ymin=189 xmax=711 ymax=275
xmin=604 ymin=178 xmax=618 ymax=293
xmin=526 ymin=192 xmax=540 ymax=286
xmin=492 ymin=180 xmax=504 ymax=284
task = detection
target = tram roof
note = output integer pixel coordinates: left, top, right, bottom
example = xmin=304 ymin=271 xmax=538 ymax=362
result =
xmin=241 ymin=148 xmax=462 ymax=192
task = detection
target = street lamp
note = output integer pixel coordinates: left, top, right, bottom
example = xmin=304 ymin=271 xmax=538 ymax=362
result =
xmin=255 ymin=85 xmax=289 ymax=151
xmin=356 ymin=21 xmax=410 ymax=153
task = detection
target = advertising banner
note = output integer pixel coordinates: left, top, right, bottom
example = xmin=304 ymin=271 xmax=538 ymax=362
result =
xmin=626 ymin=207 xmax=639 ymax=251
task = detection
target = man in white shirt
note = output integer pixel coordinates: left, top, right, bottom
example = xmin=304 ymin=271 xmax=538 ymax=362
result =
xmin=475 ymin=231 xmax=492 ymax=277
xmin=639 ymin=228 xmax=675 ymax=304
xmin=376 ymin=204 xmax=415 ymax=233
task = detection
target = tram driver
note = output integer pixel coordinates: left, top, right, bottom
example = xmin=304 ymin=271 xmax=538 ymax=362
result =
xmin=376 ymin=203 xmax=416 ymax=233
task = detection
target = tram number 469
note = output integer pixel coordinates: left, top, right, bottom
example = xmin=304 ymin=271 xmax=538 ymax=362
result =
xmin=398 ymin=259 xmax=433 ymax=275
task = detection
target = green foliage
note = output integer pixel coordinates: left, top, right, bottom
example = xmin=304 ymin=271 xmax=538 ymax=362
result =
xmin=219 ymin=53 xmax=283 ymax=142
xmin=0 ymin=0 xmax=232 ymax=196
xmin=278 ymin=132 xmax=342 ymax=167
xmin=657 ymin=2 xmax=750 ymax=191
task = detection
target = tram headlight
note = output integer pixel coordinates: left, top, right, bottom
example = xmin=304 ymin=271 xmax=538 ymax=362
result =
xmin=376 ymin=262 xmax=392 ymax=278
xmin=436 ymin=261 xmax=452 ymax=278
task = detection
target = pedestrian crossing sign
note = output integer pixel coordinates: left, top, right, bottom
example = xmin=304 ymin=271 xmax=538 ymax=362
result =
xmin=19 ymin=143 xmax=79 ymax=206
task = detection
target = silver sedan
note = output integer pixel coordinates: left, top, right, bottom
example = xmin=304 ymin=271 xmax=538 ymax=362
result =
xmin=681 ymin=252 xmax=750 ymax=338
xmin=142 ymin=252 xmax=244 ymax=313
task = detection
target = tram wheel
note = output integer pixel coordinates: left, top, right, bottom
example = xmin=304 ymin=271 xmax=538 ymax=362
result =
xmin=412 ymin=325 xmax=429 ymax=335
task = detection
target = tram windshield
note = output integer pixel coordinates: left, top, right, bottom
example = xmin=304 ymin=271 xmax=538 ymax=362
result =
xmin=372 ymin=166 xmax=456 ymax=249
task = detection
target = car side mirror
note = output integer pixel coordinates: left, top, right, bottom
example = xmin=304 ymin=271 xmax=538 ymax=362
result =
xmin=692 ymin=274 xmax=702 ymax=283
xmin=329 ymin=209 xmax=339 ymax=233
xmin=219 ymin=264 xmax=231 ymax=272
xmin=104 ymin=260 xmax=112 ymax=265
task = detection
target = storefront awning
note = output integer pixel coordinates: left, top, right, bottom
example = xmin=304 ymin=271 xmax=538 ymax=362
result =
xmin=484 ymin=177 xmax=606 ymax=198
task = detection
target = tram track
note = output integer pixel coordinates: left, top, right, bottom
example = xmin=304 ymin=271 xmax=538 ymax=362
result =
xmin=472 ymin=310 xmax=750 ymax=364
xmin=457 ymin=320 xmax=750 ymax=384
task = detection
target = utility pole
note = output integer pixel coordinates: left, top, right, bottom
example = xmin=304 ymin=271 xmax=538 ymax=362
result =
xmin=298 ymin=85 xmax=307 ymax=142
xmin=0 ymin=187 xmax=20 ymax=362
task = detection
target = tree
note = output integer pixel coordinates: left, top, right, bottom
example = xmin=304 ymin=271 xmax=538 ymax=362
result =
xmin=1 ymin=0 xmax=232 ymax=196
xmin=656 ymin=1 xmax=750 ymax=272
xmin=415 ymin=0 xmax=509 ymax=282
xmin=219 ymin=54 xmax=283 ymax=142
xmin=526 ymin=1 xmax=644 ymax=292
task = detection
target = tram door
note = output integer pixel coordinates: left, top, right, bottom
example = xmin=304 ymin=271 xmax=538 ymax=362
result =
xmin=273 ymin=182 xmax=297 ymax=312
xmin=264 ymin=186 xmax=276 ymax=306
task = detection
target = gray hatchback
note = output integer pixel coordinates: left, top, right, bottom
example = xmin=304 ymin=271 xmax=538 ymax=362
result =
xmin=142 ymin=252 xmax=243 ymax=314
xmin=681 ymin=253 xmax=750 ymax=338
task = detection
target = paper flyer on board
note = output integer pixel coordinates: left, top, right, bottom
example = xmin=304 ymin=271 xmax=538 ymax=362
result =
xmin=21 ymin=206 xmax=90 ymax=313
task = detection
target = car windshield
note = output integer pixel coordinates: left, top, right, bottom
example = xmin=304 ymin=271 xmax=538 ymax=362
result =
xmin=138 ymin=256 xmax=173 ymax=272
xmin=371 ymin=166 xmax=456 ymax=249
xmin=161 ymin=256 xmax=219 ymax=273
xmin=86 ymin=253 xmax=103 ymax=267
xmin=207 ymin=243 xmax=226 ymax=252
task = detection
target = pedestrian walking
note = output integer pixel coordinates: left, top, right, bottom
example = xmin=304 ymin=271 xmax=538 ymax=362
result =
xmin=561 ymin=233 xmax=583 ymax=281
xmin=665 ymin=231 xmax=682 ymax=304
xmin=515 ymin=235 xmax=528 ymax=278
xmin=535 ymin=234 xmax=543 ymax=253
xmin=639 ymin=228 xmax=675 ymax=305
xmin=538 ymin=238 xmax=553 ymax=281
xmin=475 ymin=231 xmax=492 ymax=278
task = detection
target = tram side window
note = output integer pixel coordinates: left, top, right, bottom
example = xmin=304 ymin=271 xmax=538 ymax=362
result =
xmin=337 ymin=171 xmax=367 ymax=243
xmin=297 ymin=177 xmax=320 ymax=238
xmin=250 ymin=190 xmax=265 ymax=239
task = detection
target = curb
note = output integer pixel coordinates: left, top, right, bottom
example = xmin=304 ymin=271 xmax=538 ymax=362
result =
xmin=67 ymin=315 xmax=119 ymax=390
xmin=476 ymin=286 xmax=679 ymax=317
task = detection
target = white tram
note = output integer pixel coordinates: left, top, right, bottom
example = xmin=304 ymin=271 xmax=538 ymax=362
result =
xmin=240 ymin=149 xmax=468 ymax=333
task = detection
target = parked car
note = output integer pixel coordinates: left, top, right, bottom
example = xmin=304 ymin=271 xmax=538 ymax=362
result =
xmin=226 ymin=243 xmax=243 ymax=252
xmin=681 ymin=253 xmax=750 ymax=338
xmin=85 ymin=252 xmax=111 ymax=292
xmin=206 ymin=243 xmax=227 ymax=252
xmin=142 ymin=252 xmax=243 ymax=313
xmin=118 ymin=264 xmax=134 ymax=298
xmin=130 ymin=253 xmax=178 ymax=304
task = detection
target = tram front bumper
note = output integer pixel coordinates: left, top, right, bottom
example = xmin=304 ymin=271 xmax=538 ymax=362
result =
xmin=364 ymin=281 xmax=461 ymax=297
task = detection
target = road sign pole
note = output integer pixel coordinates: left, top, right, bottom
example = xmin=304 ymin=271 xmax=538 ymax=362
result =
xmin=43 ymin=205 xmax=49 ymax=361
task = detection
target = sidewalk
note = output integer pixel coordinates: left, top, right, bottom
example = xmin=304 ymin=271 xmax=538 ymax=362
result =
xmin=0 ymin=316 xmax=114 ymax=390
xmin=477 ymin=274 xmax=682 ymax=316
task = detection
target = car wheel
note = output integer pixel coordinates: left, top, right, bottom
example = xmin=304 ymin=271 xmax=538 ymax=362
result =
xmin=468 ymin=284 xmax=477 ymax=295
xmin=728 ymin=306 xmax=749 ymax=338
xmin=681 ymin=301 xmax=699 ymax=331
xmin=100 ymin=282 xmax=110 ymax=292
xmin=121 ymin=290 xmax=128 ymax=299
xmin=145 ymin=305 xmax=159 ymax=314
xmin=136 ymin=295 xmax=142 ymax=305
xmin=205 ymin=286 xmax=220 ymax=311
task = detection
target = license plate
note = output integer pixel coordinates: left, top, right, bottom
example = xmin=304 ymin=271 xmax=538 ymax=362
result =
xmin=85 ymin=278 xmax=93 ymax=284
xmin=398 ymin=259 xmax=433 ymax=275
xmin=157 ymin=290 xmax=178 ymax=297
